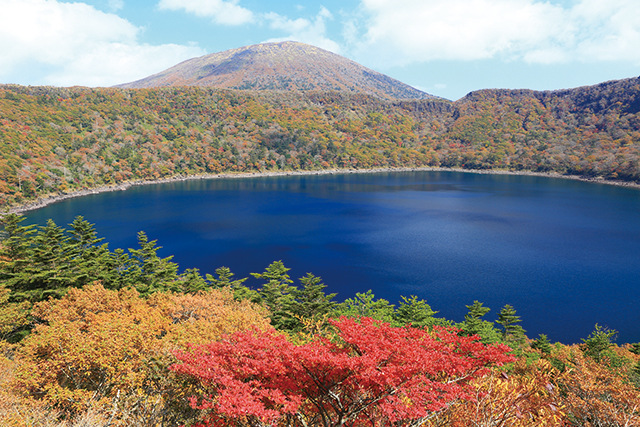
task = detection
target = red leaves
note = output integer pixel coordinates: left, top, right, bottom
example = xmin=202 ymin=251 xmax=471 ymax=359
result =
xmin=171 ymin=317 xmax=514 ymax=426
xmin=174 ymin=330 xmax=303 ymax=423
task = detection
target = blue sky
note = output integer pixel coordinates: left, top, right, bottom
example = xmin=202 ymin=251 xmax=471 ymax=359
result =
xmin=1 ymin=0 xmax=639 ymax=100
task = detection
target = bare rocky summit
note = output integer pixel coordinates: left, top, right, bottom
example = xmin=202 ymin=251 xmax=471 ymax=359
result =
xmin=116 ymin=41 xmax=435 ymax=100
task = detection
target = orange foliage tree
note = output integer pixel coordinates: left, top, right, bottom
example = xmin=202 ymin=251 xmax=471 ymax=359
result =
xmin=11 ymin=283 xmax=270 ymax=425
xmin=553 ymin=345 xmax=640 ymax=426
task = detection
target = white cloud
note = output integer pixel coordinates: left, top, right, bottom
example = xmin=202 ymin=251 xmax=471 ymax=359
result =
xmin=356 ymin=0 xmax=640 ymax=66
xmin=108 ymin=0 xmax=124 ymax=12
xmin=155 ymin=1 xmax=341 ymax=53
xmin=157 ymin=0 xmax=254 ymax=25
xmin=0 ymin=0 xmax=205 ymax=86
xmin=264 ymin=7 xmax=342 ymax=54
xmin=566 ymin=0 xmax=640 ymax=62
xmin=45 ymin=42 xmax=205 ymax=87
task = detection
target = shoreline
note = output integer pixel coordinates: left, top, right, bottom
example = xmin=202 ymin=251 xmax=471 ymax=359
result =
xmin=6 ymin=166 xmax=640 ymax=215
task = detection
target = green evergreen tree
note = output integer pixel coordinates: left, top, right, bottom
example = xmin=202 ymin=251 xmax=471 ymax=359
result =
xmin=290 ymin=272 xmax=337 ymax=321
xmin=127 ymin=231 xmax=179 ymax=295
xmin=463 ymin=301 xmax=491 ymax=335
xmin=395 ymin=295 xmax=437 ymax=328
xmin=333 ymin=290 xmax=396 ymax=324
xmin=66 ymin=216 xmax=112 ymax=286
xmin=67 ymin=216 xmax=104 ymax=256
xmin=176 ymin=268 xmax=209 ymax=293
xmin=581 ymin=324 xmax=617 ymax=361
xmin=0 ymin=214 xmax=36 ymax=264
xmin=206 ymin=266 xmax=255 ymax=300
xmin=0 ymin=284 xmax=31 ymax=343
xmin=459 ymin=301 xmax=500 ymax=343
xmin=0 ymin=214 xmax=37 ymax=294
xmin=250 ymin=260 xmax=293 ymax=286
xmin=251 ymin=261 xmax=296 ymax=329
xmin=631 ymin=360 xmax=640 ymax=388
xmin=20 ymin=219 xmax=73 ymax=301
xmin=496 ymin=304 xmax=527 ymax=343
xmin=107 ymin=248 xmax=136 ymax=289
xmin=1 ymin=215 xmax=111 ymax=301
xmin=531 ymin=333 xmax=553 ymax=354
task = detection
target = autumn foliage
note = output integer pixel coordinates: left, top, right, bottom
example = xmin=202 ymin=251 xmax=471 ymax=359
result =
xmin=551 ymin=345 xmax=640 ymax=427
xmin=432 ymin=358 xmax=564 ymax=426
xmin=171 ymin=317 xmax=514 ymax=427
xmin=1 ymin=78 xmax=639 ymax=208
xmin=10 ymin=284 xmax=269 ymax=425
xmin=1 ymin=224 xmax=640 ymax=426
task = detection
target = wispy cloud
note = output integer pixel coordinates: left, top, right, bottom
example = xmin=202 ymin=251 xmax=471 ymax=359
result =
xmin=263 ymin=7 xmax=341 ymax=54
xmin=157 ymin=0 xmax=255 ymax=25
xmin=108 ymin=0 xmax=124 ymax=12
xmin=156 ymin=0 xmax=341 ymax=53
xmin=0 ymin=0 xmax=205 ymax=86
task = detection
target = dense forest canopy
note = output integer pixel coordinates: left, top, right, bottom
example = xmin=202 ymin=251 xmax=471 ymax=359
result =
xmin=1 ymin=76 xmax=639 ymax=208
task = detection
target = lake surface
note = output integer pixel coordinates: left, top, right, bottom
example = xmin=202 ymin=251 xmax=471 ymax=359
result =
xmin=24 ymin=170 xmax=640 ymax=344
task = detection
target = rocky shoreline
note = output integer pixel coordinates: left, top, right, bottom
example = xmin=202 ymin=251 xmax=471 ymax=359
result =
xmin=6 ymin=167 xmax=640 ymax=215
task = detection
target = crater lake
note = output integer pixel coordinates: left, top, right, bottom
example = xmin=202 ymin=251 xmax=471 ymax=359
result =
xmin=23 ymin=170 xmax=640 ymax=344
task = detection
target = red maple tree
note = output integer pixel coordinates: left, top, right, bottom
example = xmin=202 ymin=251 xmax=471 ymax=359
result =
xmin=171 ymin=317 xmax=514 ymax=427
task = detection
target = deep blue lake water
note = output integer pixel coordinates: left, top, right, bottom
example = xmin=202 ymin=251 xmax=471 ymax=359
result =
xmin=23 ymin=170 xmax=640 ymax=344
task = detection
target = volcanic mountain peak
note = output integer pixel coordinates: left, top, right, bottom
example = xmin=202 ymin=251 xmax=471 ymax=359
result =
xmin=116 ymin=41 xmax=435 ymax=100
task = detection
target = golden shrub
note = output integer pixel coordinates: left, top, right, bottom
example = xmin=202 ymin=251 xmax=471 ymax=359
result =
xmin=11 ymin=283 xmax=271 ymax=424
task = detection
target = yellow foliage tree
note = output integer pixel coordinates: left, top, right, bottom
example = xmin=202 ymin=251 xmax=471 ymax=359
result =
xmin=11 ymin=283 xmax=270 ymax=425
xmin=429 ymin=358 xmax=564 ymax=427
xmin=0 ymin=286 xmax=30 ymax=342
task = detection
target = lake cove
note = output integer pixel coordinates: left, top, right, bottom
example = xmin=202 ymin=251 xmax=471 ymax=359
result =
xmin=24 ymin=170 xmax=640 ymax=344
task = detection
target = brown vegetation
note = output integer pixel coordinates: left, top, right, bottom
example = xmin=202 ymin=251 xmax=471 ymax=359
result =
xmin=1 ymin=76 xmax=638 ymax=209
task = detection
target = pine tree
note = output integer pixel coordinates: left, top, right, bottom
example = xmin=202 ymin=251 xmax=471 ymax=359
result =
xmin=531 ymin=333 xmax=552 ymax=354
xmin=107 ymin=247 xmax=136 ymax=289
xmin=333 ymin=290 xmax=396 ymax=323
xmin=66 ymin=216 xmax=111 ymax=286
xmin=460 ymin=300 xmax=502 ymax=344
xmin=67 ymin=216 xmax=104 ymax=256
xmin=127 ymin=231 xmax=179 ymax=295
xmin=251 ymin=261 xmax=296 ymax=329
xmin=290 ymin=273 xmax=337 ymax=320
xmin=581 ymin=324 xmax=617 ymax=361
xmin=395 ymin=295 xmax=437 ymax=328
xmin=0 ymin=214 xmax=36 ymax=294
xmin=176 ymin=268 xmax=209 ymax=293
xmin=20 ymin=219 xmax=73 ymax=301
xmin=463 ymin=300 xmax=491 ymax=335
xmin=496 ymin=304 xmax=527 ymax=343
xmin=1 ymin=215 xmax=109 ymax=301
xmin=0 ymin=214 xmax=36 ymax=264
xmin=206 ymin=266 xmax=255 ymax=300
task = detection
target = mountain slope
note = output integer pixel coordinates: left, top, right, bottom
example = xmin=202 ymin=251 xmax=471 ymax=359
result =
xmin=116 ymin=41 xmax=434 ymax=100
xmin=1 ymin=75 xmax=639 ymax=208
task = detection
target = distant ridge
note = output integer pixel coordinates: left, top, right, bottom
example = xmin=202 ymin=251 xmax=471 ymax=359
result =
xmin=116 ymin=41 xmax=435 ymax=100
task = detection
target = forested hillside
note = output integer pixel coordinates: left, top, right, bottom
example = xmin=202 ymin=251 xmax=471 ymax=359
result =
xmin=1 ymin=215 xmax=639 ymax=426
xmin=1 ymin=76 xmax=639 ymax=208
